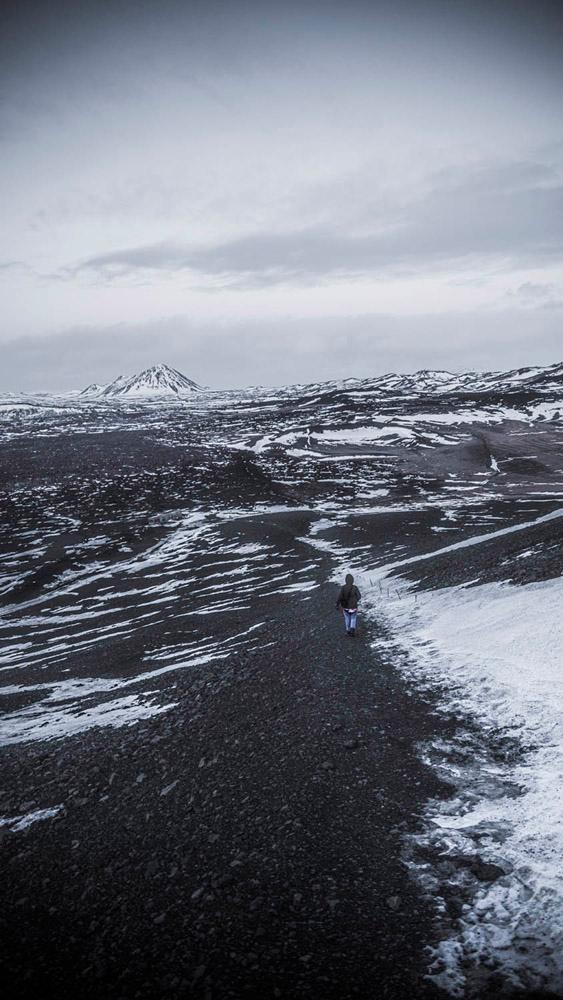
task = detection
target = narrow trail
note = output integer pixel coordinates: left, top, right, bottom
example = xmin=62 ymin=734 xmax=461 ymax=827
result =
xmin=2 ymin=537 xmax=453 ymax=1000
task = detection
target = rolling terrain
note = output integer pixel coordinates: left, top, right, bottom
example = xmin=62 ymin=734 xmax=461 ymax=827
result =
xmin=1 ymin=362 xmax=563 ymax=999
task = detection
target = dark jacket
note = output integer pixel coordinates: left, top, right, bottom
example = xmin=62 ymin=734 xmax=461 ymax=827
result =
xmin=336 ymin=584 xmax=361 ymax=610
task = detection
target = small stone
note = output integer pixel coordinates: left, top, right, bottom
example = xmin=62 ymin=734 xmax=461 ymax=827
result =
xmin=160 ymin=780 xmax=178 ymax=797
xmin=213 ymin=874 xmax=235 ymax=889
xmin=343 ymin=739 xmax=359 ymax=750
xmin=320 ymin=761 xmax=335 ymax=771
xmin=386 ymin=895 xmax=401 ymax=911
xmin=471 ymin=859 xmax=506 ymax=882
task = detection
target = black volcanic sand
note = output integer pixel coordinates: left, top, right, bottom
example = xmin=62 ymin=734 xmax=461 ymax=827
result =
xmin=3 ymin=411 xmax=563 ymax=1000
xmin=2 ymin=517 xmax=455 ymax=1000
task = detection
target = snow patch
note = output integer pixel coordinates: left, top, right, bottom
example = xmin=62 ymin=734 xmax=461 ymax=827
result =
xmin=372 ymin=575 xmax=563 ymax=995
xmin=0 ymin=805 xmax=63 ymax=832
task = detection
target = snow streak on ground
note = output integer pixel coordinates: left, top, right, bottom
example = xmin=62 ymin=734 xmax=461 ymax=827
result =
xmin=373 ymin=573 xmax=563 ymax=996
xmin=0 ymin=805 xmax=64 ymax=832
xmin=0 ymin=511 xmax=320 ymax=743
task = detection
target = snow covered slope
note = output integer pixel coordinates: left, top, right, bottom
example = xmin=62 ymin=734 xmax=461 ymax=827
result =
xmin=74 ymin=359 xmax=563 ymax=402
xmin=376 ymin=568 xmax=563 ymax=997
xmin=79 ymin=383 xmax=106 ymax=396
xmin=333 ymin=362 xmax=563 ymax=397
xmin=100 ymin=363 xmax=202 ymax=396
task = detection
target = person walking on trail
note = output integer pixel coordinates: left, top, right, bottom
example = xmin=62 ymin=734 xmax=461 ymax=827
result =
xmin=336 ymin=573 xmax=361 ymax=636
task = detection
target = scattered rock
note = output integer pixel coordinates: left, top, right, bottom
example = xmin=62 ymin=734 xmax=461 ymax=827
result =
xmin=470 ymin=859 xmax=507 ymax=883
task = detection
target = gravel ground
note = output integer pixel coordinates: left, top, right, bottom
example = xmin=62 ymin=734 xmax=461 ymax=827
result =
xmin=1 ymin=556 xmax=456 ymax=1000
xmin=3 ymin=400 xmax=563 ymax=1000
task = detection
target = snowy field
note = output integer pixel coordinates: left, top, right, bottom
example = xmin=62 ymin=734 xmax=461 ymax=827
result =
xmin=2 ymin=362 xmax=563 ymax=997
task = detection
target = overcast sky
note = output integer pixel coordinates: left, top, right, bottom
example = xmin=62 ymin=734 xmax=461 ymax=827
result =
xmin=1 ymin=0 xmax=562 ymax=390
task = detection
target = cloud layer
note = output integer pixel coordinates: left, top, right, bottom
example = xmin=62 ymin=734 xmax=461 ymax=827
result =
xmin=1 ymin=1 xmax=562 ymax=388
xmin=71 ymin=157 xmax=563 ymax=289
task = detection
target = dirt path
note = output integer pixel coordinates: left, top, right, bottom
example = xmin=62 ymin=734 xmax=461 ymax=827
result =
xmin=2 ymin=547 xmax=454 ymax=1000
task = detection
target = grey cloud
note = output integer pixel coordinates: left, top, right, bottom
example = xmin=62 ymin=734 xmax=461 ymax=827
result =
xmin=507 ymin=281 xmax=563 ymax=310
xmin=3 ymin=308 xmax=563 ymax=393
xmin=516 ymin=281 xmax=556 ymax=300
xmin=72 ymin=242 xmax=192 ymax=276
xmin=432 ymin=159 xmax=561 ymax=196
xmin=70 ymin=160 xmax=563 ymax=288
xmin=0 ymin=260 xmax=26 ymax=271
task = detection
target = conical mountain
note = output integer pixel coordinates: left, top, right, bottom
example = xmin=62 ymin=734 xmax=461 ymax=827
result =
xmin=100 ymin=364 xmax=202 ymax=396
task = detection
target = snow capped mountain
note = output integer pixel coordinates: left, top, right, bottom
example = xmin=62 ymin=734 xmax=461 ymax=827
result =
xmin=75 ymin=361 xmax=563 ymax=402
xmin=99 ymin=364 xmax=202 ymax=397
xmin=79 ymin=383 xmax=106 ymax=396
xmin=329 ymin=362 xmax=563 ymax=397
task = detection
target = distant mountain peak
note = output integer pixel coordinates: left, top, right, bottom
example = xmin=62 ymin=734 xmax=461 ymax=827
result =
xmin=79 ymin=382 xmax=106 ymax=396
xmin=93 ymin=364 xmax=203 ymax=397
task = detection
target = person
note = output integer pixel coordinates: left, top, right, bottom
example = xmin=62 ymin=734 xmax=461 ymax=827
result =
xmin=336 ymin=573 xmax=361 ymax=636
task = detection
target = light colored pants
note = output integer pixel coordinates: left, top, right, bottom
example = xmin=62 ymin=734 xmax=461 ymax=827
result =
xmin=343 ymin=609 xmax=357 ymax=632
